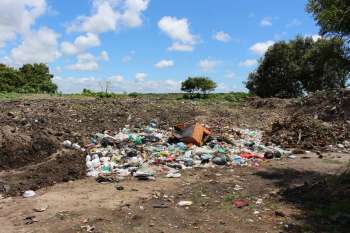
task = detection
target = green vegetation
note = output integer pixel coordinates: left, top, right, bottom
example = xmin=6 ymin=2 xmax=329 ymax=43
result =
xmin=246 ymin=36 xmax=350 ymax=98
xmin=181 ymin=77 xmax=217 ymax=98
xmin=307 ymin=0 xmax=350 ymax=38
xmin=0 ymin=63 xmax=57 ymax=94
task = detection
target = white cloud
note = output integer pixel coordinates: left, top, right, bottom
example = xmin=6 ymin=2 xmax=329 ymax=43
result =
xmin=0 ymin=0 xmax=47 ymax=48
xmin=61 ymin=33 xmax=101 ymax=55
xmin=100 ymin=50 xmax=109 ymax=61
xmin=68 ymin=1 xmax=118 ymax=33
xmin=311 ymin=34 xmax=322 ymax=41
xmin=67 ymin=0 xmax=149 ymax=34
xmin=198 ymin=59 xmax=219 ymax=72
xmin=158 ymin=16 xmax=198 ymax=52
xmin=67 ymin=53 xmax=99 ymax=71
xmin=135 ymin=72 xmax=147 ymax=82
xmin=121 ymin=0 xmax=150 ymax=28
xmin=75 ymin=33 xmax=100 ymax=50
xmin=158 ymin=16 xmax=195 ymax=43
xmin=54 ymin=76 xmax=181 ymax=93
xmin=239 ymin=59 xmax=258 ymax=67
xmin=168 ymin=42 xmax=194 ymax=52
xmin=155 ymin=59 xmax=174 ymax=69
xmin=250 ymin=40 xmax=274 ymax=55
xmin=61 ymin=42 xmax=78 ymax=55
xmin=213 ymin=31 xmax=231 ymax=42
xmin=260 ymin=17 xmax=272 ymax=27
xmin=216 ymin=83 xmax=229 ymax=92
xmin=108 ymin=74 xmax=124 ymax=82
xmin=9 ymin=27 xmax=61 ymax=65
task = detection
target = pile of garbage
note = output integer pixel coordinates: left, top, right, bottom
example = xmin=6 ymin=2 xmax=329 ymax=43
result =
xmin=65 ymin=121 xmax=291 ymax=181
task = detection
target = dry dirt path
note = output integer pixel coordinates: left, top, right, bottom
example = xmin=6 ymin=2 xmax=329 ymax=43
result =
xmin=0 ymin=152 xmax=348 ymax=233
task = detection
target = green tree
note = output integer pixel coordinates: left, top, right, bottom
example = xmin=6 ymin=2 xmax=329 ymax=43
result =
xmin=19 ymin=63 xmax=57 ymax=93
xmin=181 ymin=77 xmax=217 ymax=98
xmin=302 ymin=37 xmax=350 ymax=91
xmin=0 ymin=63 xmax=57 ymax=93
xmin=307 ymin=0 xmax=350 ymax=38
xmin=246 ymin=37 xmax=350 ymax=98
xmin=0 ymin=65 xmax=25 ymax=92
xmin=196 ymin=77 xmax=217 ymax=96
xmin=181 ymin=77 xmax=199 ymax=98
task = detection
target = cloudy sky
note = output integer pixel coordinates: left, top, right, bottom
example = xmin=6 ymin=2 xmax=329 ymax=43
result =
xmin=0 ymin=0 xmax=320 ymax=93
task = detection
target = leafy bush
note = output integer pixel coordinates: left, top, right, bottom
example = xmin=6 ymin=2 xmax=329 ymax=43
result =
xmin=128 ymin=92 xmax=139 ymax=98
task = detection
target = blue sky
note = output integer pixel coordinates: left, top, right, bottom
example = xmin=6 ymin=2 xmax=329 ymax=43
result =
xmin=0 ymin=0 xmax=320 ymax=93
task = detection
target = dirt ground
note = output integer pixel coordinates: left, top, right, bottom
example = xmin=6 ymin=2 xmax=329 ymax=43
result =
xmin=0 ymin=94 xmax=349 ymax=233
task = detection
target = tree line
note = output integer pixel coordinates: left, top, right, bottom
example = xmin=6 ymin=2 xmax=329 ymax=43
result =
xmin=0 ymin=63 xmax=57 ymax=93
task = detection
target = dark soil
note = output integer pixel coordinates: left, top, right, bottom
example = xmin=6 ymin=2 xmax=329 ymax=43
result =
xmin=264 ymin=114 xmax=350 ymax=150
xmin=0 ymin=149 xmax=86 ymax=196
xmin=0 ymin=126 xmax=59 ymax=170
xmin=263 ymin=89 xmax=350 ymax=150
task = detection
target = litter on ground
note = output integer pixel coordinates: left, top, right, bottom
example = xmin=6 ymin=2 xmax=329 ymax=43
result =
xmin=64 ymin=122 xmax=292 ymax=181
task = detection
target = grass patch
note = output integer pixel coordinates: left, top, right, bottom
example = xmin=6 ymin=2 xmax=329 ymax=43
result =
xmin=0 ymin=91 xmax=251 ymax=104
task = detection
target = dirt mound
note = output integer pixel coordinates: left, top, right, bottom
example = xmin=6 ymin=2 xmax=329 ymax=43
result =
xmin=264 ymin=89 xmax=350 ymax=150
xmin=293 ymin=89 xmax=350 ymax=122
xmin=264 ymin=114 xmax=350 ymax=150
xmin=0 ymin=126 xmax=59 ymax=170
xmin=0 ymin=149 xmax=86 ymax=196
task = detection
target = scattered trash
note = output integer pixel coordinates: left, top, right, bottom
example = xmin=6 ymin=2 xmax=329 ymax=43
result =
xmin=23 ymin=190 xmax=36 ymax=198
xmin=178 ymin=200 xmax=193 ymax=207
xmin=63 ymin=140 xmax=72 ymax=148
xmin=78 ymin=122 xmax=290 ymax=183
xmin=24 ymin=216 xmax=38 ymax=224
xmin=166 ymin=173 xmax=181 ymax=178
xmin=233 ymin=199 xmax=249 ymax=208
xmin=256 ymin=198 xmax=263 ymax=205
xmin=174 ymin=122 xmax=211 ymax=146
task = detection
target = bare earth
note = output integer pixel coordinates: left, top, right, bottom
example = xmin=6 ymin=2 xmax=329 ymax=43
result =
xmin=0 ymin=96 xmax=349 ymax=233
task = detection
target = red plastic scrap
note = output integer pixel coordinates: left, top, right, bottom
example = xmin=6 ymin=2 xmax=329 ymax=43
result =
xmin=240 ymin=152 xmax=262 ymax=159
xmin=233 ymin=199 xmax=249 ymax=208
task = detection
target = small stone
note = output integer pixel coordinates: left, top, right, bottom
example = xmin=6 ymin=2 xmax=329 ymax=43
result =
xmin=275 ymin=210 xmax=287 ymax=217
xmin=33 ymin=204 xmax=48 ymax=212
xmin=115 ymin=185 xmax=124 ymax=191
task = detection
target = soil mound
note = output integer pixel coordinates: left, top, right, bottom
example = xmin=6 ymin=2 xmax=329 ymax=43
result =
xmin=0 ymin=126 xmax=59 ymax=170
xmin=264 ymin=89 xmax=350 ymax=150
xmin=0 ymin=149 xmax=86 ymax=196
xmin=265 ymin=114 xmax=349 ymax=150
xmin=293 ymin=89 xmax=350 ymax=122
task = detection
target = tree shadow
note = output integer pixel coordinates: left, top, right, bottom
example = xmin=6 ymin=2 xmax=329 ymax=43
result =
xmin=254 ymin=168 xmax=350 ymax=233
